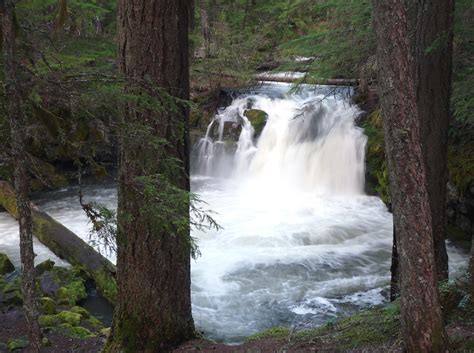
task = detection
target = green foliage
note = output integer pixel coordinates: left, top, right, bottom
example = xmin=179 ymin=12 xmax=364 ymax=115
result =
xmin=247 ymin=327 xmax=291 ymax=342
xmin=447 ymin=124 xmax=474 ymax=195
xmin=362 ymin=110 xmax=391 ymax=204
xmin=7 ymin=337 xmax=28 ymax=351
xmin=452 ymin=0 xmax=474 ymax=123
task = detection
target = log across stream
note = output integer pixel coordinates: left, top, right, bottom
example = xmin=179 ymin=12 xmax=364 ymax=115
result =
xmin=0 ymin=181 xmax=116 ymax=304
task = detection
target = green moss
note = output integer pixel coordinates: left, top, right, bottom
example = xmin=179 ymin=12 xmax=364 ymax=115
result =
xmin=67 ymin=326 xmax=96 ymax=339
xmin=247 ymin=327 xmax=291 ymax=342
xmin=39 ymin=310 xmax=82 ymax=327
xmin=38 ymin=314 xmax=61 ymax=327
xmin=56 ymin=280 xmax=87 ymax=306
xmin=362 ymin=110 xmax=391 ymax=204
xmin=35 ymin=259 xmax=55 ymax=276
xmin=7 ymin=337 xmax=28 ymax=351
xmin=297 ymin=301 xmax=401 ymax=350
xmin=57 ymin=311 xmax=82 ymax=326
xmin=93 ymin=269 xmax=117 ymax=304
xmin=87 ymin=316 xmax=103 ymax=327
xmin=70 ymin=305 xmax=90 ymax=319
xmin=0 ymin=254 xmax=15 ymax=275
xmin=40 ymin=297 xmax=57 ymax=315
xmin=244 ymin=109 xmax=268 ymax=137
xmin=3 ymin=277 xmax=21 ymax=294
xmin=54 ymin=323 xmax=96 ymax=338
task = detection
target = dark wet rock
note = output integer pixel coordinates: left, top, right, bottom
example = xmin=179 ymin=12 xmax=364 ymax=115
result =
xmin=0 ymin=254 xmax=14 ymax=276
xmin=35 ymin=260 xmax=55 ymax=276
xmin=39 ymin=271 xmax=61 ymax=297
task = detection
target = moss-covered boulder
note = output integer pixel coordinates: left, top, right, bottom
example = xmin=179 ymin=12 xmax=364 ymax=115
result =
xmin=35 ymin=259 xmax=55 ymax=276
xmin=0 ymin=276 xmax=22 ymax=307
xmin=39 ymin=310 xmax=82 ymax=327
xmin=37 ymin=266 xmax=87 ymax=305
xmin=0 ymin=254 xmax=15 ymax=275
xmin=40 ymin=297 xmax=57 ymax=315
xmin=244 ymin=109 xmax=268 ymax=138
xmin=7 ymin=337 xmax=28 ymax=351
xmin=57 ymin=323 xmax=96 ymax=338
xmin=38 ymin=314 xmax=61 ymax=327
xmin=56 ymin=280 xmax=87 ymax=306
xmin=57 ymin=310 xmax=82 ymax=326
xmin=70 ymin=305 xmax=91 ymax=319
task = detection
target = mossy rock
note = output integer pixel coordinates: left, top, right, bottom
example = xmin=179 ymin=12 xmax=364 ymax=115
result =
xmin=57 ymin=311 xmax=82 ymax=326
xmin=39 ymin=310 xmax=82 ymax=327
xmin=244 ymin=109 xmax=268 ymax=137
xmin=0 ymin=254 xmax=15 ymax=275
xmin=28 ymin=159 xmax=67 ymax=192
xmin=87 ymin=316 xmax=102 ymax=328
xmin=56 ymin=279 xmax=87 ymax=306
xmin=70 ymin=305 xmax=90 ymax=319
xmin=7 ymin=337 xmax=28 ymax=351
xmin=35 ymin=260 xmax=55 ymax=276
xmin=38 ymin=314 xmax=61 ymax=327
xmin=3 ymin=276 xmax=21 ymax=294
xmin=40 ymin=297 xmax=57 ymax=315
xmin=57 ymin=323 xmax=96 ymax=339
xmin=0 ymin=290 xmax=23 ymax=307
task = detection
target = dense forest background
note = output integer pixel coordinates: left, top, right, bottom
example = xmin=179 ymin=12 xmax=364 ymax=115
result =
xmin=0 ymin=0 xmax=472 ymax=200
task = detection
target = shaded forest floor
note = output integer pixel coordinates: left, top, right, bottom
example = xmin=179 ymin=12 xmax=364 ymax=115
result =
xmin=2 ymin=279 xmax=474 ymax=353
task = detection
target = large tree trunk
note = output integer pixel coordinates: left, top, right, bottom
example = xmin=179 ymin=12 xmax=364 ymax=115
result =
xmin=413 ymin=0 xmax=454 ymax=282
xmin=0 ymin=181 xmax=117 ymax=304
xmin=1 ymin=1 xmax=42 ymax=351
xmin=105 ymin=1 xmax=195 ymax=352
xmin=373 ymin=1 xmax=449 ymax=352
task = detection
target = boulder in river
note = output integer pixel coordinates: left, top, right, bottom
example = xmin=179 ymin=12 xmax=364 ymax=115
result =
xmin=244 ymin=109 xmax=268 ymax=138
xmin=0 ymin=254 xmax=14 ymax=276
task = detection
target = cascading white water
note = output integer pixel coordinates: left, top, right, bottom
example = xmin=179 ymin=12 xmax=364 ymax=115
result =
xmin=189 ymin=83 xmax=466 ymax=342
xmin=0 ymin=82 xmax=468 ymax=343
xmin=193 ymin=84 xmax=366 ymax=194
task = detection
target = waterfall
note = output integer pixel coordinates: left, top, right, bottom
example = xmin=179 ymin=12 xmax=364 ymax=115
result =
xmin=189 ymin=83 xmax=396 ymax=342
xmin=0 ymin=82 xmax=467 ymax=344
xmin=192 ymin=83 xmax=366 ymax=195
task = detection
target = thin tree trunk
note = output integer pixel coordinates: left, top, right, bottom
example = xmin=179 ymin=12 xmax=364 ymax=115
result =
xmin=190 ymin=0 xmax=195 ymax=60
xmin=413 ymin=0 xmax=454 ymax=283
xmin=373 ymin=1 xmax=449 ymax=351
xmin=199 ymin=0 xmax=211 ymax=58
xmin=1 ymin=1 xmax=42 ymax=351
xmin=105 ymin=1 xmax=195 ymax=352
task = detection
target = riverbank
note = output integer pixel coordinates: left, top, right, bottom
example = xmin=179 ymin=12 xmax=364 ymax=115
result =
xmin=2 ymin=276 xmax=473 ymax=352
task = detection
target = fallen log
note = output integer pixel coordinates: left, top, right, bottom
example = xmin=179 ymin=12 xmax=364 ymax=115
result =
xmin=254 ymin=73 xmax=358 ymax=86
xmin=192 ymin=69 xmax=358 ymax=86
xmin=0 ymin=181 xmax=116 ymax=304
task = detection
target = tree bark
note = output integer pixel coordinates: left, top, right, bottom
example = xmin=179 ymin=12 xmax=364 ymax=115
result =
xmin=390 ymin=223 xmax=399 ymax=301
xmin=373 ymin=1 xmax=449 ymax=352
xmin=413 ymin=0 xmax=454 ymax=282
xmin=199 ymin=0 xmax=211 ymax=58
xmin=0 ymin=181 xmax=117 ymax=304
xmin=1 ymin=1 xmax=42 ymax=351
xmin=105 ymin=1 xmax=195 ymax=352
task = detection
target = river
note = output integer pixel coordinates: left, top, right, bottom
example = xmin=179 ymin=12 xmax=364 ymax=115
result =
xmin=0 ymin=82 xmax=468 ymax=343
